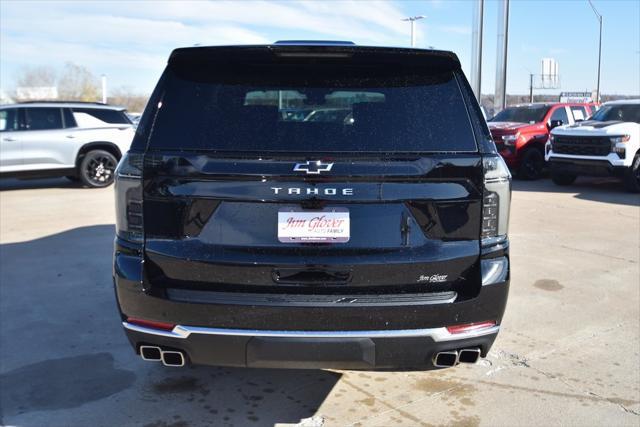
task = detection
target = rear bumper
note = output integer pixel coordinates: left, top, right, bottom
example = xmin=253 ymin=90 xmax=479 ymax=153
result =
xmin=114 ymin=238 xmax=509 ymax=369
xmin=123 ymin=321 xmax=499 ymax=370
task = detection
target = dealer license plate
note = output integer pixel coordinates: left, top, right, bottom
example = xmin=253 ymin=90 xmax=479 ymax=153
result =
xmin=278 ymin=208 xmax=350 ymax=243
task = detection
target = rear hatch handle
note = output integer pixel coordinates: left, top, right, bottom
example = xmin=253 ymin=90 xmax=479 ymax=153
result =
xmin=272 ymin=268 xmax=352 ymax=285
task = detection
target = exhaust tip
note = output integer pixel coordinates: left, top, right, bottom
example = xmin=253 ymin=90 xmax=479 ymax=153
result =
xmin=140 ymin=345 xmax=162 ymax=361
xmin=161 ymin=350 xmax=186 ymax=367
xmin=458 ymin=348 xmax=482 ymax=364
xmin=433 ymin=350 xmax=459 ymax=367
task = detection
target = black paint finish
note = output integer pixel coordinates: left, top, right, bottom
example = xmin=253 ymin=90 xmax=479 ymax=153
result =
xmin=113 ymin=43 xmax=509 ymax=369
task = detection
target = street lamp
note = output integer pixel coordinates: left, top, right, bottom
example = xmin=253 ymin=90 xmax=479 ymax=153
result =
xmin=588 ymin=0 xmax=603 ymax=103
xmin=101 ymin=74 xmax=107 ymax=104
xmin=402 ymin=15 xmax=426 ymax=47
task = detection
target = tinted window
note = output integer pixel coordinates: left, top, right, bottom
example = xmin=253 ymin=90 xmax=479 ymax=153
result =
xmin=550 ymin=107 xmax=569 ymax=124
xmin=0 ymin=109 xmax=20 ymax=131
xmin=149 ymin=66 xmax=477 ymax=153
xmin=591 ymin=104 xmax=640 ymax=123
xmin=25 ymin=108 xmax=63 ymax=130
xmin=489 ymin=105 xmax=549 ymax=124
xmin=72 ymin=108 xmax=131 ymax=126
xmin=63 ymin=108 xmax=77 ymax=128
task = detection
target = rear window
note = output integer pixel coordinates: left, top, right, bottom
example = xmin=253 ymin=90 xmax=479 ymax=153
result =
xmin=72 ymin=108 xmax=131 ymax=127
xmin=148 ymin=63 xmax=477 ymax=153
xmin=489 ymin=105 xmax=550 ymax=124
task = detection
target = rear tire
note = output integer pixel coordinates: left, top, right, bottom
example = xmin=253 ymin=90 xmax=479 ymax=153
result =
xmin=517 ymin=147 xmax=545 ymax=180
xmin=79 ymin=150 xmax=118 ymax=188
xmin=623 ymin=153 xmax=640 ymax=193
xmin=550 ymin=170 xmax=577 ymax=186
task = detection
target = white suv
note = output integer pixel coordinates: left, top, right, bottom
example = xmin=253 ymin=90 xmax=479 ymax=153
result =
xmin=546 ymin=99 xmax=640 ymax=192
xmin=0 ymin=102 xmax=135 ymax=187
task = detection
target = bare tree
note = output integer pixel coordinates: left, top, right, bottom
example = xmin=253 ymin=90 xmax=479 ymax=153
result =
xmin=15 ymin=65 xmax=57 ymax=88
xmin=109 ymin=86 xmax=149 ymax=112
xmin=57 ymin=62 xmax=99 ymax=101
xmin=12 ymin=66 xmax=57 ymax=100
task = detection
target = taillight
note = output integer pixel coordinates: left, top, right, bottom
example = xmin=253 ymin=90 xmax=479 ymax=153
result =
xmin=115 ymin=152 xmax=143 ymax=243
xmin=481 ymin=155 xmax=511 ymax=247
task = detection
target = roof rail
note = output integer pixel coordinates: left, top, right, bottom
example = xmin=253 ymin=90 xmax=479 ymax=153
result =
xmin=273 ymin=40 xmax=356 ymax=46
xmin=16 ymin=100 xmax=108 ymax=105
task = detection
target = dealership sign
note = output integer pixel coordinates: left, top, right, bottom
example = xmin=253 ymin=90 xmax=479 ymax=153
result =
xmin=559 ymin=92 xmax=593 ymax=103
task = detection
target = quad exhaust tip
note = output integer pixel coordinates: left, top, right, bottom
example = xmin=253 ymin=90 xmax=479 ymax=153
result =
xmin=139 ymin=345 xmax=186 ymax=367
xmin=458 ymin=348 xmax=481 ymax=364
xmin=433 ymin=347 xmax=481 ymax=367
xmin=161 ymin=350 xmax=186 ymax=367
xmin=433 ymin=350 xmax=459 ymax=367
xmin=140 ymin=345 xmax=162 ymax=361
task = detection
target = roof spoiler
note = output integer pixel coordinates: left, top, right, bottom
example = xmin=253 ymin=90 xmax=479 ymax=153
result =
xmin=169 ymin=44 xmax=461 ymax=71
xmin=273 ymin=40 xmax=356 ymax=46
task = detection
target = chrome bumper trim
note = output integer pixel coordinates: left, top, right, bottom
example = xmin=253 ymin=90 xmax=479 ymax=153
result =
xmin=122 ymin=322 xmax=500 ymax=342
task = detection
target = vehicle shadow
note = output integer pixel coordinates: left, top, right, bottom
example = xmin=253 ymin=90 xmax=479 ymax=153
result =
xmin=0 ymin=225 xmax=340 ymax=426
xmin=0 ymin=177 xmax=84 ymax=191
xmin=512 ymin=177 xmax=640 ymax=207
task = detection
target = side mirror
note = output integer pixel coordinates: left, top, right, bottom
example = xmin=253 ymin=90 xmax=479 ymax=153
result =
xmin=549 ymin=119 xmax=563 ymax=129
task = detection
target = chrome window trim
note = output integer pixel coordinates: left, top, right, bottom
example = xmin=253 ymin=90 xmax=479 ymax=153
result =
xmin=123 ymin=322 xmax=499 ymax=342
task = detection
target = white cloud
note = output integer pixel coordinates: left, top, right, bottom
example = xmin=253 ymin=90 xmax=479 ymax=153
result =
xmin=17 ymin=0 xmax=409 ymax=45
xmin=0 ymin=0 xmax=415 ymax=91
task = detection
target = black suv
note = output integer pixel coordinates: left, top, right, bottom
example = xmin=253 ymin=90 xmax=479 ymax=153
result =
xmin=113 ymin=42 xmax=511 ymax=370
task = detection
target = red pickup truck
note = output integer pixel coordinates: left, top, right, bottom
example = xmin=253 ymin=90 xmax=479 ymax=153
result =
xmin=488 ymin=103 xmax=594 ymax=179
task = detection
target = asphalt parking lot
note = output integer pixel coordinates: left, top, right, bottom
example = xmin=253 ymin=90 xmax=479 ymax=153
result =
xmin=0 ymin=176 xmax=639 ymax=427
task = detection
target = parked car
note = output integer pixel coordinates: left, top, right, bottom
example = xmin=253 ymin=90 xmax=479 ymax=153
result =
xmin=487 ymin=102 xmax=592 ymax=179
xmin=127 ymin=112 xmax=142 ymax=127
xmin=303 ymin=108 xmax=352 ymax=123
xmin=280 ymin=108 xmax=312 ymax=122
xmin=546 ymin=99 xmax=640 ymax=192
xmin=0 ymin=102 xmax=134 ymax=187
xmin=114 ymin=41 xmax=511 ymax=370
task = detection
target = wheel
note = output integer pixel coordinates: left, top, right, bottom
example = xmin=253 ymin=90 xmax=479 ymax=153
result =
xmin=550 ymin=170 xmax=577 ymax=186
xmin=517 ymin=148 xmax=545 ymax=180
xmin=79 ymin=150 xmax=118 ymax=188
xmin=623 ymin=153 xmax=640 ymax=193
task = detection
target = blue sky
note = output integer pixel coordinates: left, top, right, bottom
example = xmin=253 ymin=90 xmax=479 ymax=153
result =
xmin=1 ymin=0 xmax=638 ymax=96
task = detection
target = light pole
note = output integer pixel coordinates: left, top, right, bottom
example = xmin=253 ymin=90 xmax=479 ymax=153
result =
xmin=402 ymin=15 xmax=426 ymax=47
xmin=470 ymin=0 xmax=485 ymax=99
xmin=588 ymin=0 xmax=603 ymax=102
xmin=101 ymin=74 xmax=107 ymax=104
xmin=494 ymin=0 xmax=510 ymax=112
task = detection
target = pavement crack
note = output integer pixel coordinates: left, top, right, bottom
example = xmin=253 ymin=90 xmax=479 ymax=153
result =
xmin=491 ymin=350 xmax=531 ymax=368
xmin=513 ymin=234 xmax=638 ymax=263
xmin=491 ymin=351 xmax=640 ymax=417
xmin=341 ymin=376 xmax=435 ymax=427
xmin=558 ymin=244 xmax=637 ymax=263
xmin=587 ymin=391 xmax=640 ymax=416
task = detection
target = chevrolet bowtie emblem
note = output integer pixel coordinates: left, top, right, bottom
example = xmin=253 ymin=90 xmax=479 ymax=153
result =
xmin=293 ymin=160 xmax=334 ymax=175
